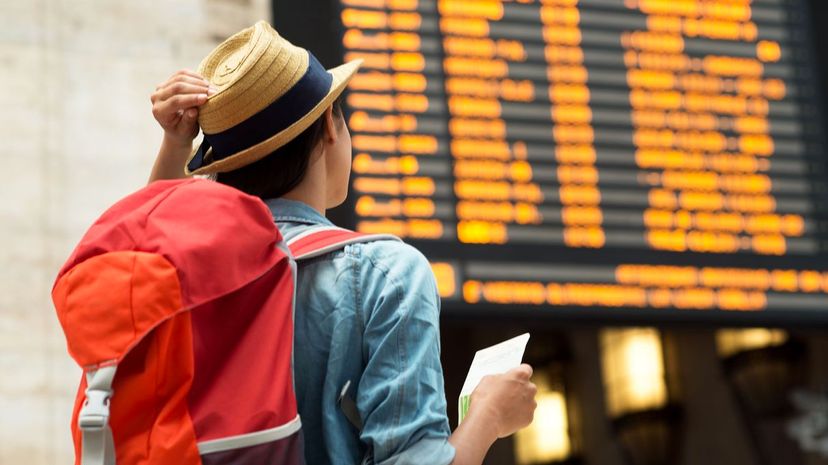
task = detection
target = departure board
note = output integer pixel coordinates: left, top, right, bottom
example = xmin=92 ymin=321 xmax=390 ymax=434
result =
xmin=275 ymin=0 xmax=828 ymax=323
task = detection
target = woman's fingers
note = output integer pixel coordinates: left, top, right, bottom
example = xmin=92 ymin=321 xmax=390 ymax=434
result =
xmin=176 ymin=68 xmax=207 ymax=81
xmin=152 ymin=82 xmax=211 ymax=103
xmin=159 ymin=76 xmax=209 ymax=92
xmin=153 ymin=94 xmax=207 ymax=125
xmin=510 ymin=364 xmax=533 ymax=381
xmin=166 ymin=93 xmax=208 ymax=110
xmin=155 ymin=69 xmax=208 ymax=90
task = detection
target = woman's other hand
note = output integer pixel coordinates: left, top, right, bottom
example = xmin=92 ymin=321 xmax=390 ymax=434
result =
xmin=448 ymin=363 xmax=538 ymax=465
xmin=469 ymin=364 xmax=538 ymax=438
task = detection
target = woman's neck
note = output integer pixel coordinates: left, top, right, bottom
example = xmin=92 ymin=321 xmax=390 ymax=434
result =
xmin=281 ymin=147 xmax=328 ymax=215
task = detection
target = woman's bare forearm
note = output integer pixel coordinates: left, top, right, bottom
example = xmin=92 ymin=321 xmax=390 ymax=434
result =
xmin=448 ymin=408 xmax=499 ymax=465
xmin=149 ymin=134 xmax=194 ymax=183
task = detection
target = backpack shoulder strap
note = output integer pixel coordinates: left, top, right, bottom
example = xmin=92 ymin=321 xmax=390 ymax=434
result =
xmin=287 ymin=226 xmax=400 ymax=261
xmin=286 ymin=226 xmax=399 ymax=435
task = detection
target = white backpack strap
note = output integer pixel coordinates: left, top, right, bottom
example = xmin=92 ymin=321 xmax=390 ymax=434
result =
xmin=79 ymin=365 xmax=117 ymax=465
xmin=287 ymin=226 xmax=400 ymax=261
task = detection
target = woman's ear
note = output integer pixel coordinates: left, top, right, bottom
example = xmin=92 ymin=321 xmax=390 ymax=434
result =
xmin=323 ymin=105 xmax=337 ymax=144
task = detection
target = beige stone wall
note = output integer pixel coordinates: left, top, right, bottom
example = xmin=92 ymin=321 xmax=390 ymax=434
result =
xmin=0 ymin=1 xmax=270 ymax=462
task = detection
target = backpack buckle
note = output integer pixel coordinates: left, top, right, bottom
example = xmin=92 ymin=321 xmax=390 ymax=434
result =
xmin=79 ymin=389 xmax=111 ymax=431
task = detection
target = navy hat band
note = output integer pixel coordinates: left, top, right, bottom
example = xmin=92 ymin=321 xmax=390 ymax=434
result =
xmin=189 ymin=52 xmax=334 ymax=172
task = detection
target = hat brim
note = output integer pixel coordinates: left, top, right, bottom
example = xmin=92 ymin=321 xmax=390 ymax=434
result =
xmin=184 ymin=59 xmax=363 ymax=176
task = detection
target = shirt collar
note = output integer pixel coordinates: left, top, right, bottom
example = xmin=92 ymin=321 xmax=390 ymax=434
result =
xmin=265 ymin=198 xmax=334 ymax=226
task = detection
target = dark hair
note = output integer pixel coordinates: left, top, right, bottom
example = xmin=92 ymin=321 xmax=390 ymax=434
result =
xmin=216 ymin=97 xmax=343 ymax=199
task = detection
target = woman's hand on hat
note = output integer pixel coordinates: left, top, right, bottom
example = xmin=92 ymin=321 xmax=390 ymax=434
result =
xmin=148 ymin=70 xmax=216 ymax=183
xmin=150 ymin=69 xmax=216 ymax=147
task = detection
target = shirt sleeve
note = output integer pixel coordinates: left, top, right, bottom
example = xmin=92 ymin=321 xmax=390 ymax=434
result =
xmin=354 ymin=241 xmax=456 ymax=465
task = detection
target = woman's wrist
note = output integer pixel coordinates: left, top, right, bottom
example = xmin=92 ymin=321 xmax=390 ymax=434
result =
xmin=149 ymin=133 xmax=195 ymax=182
xmin=464 ymin=403 xmax=500 ymax=444
xmin=447 ymin=406 xmax=499 ymax=465
xmin=161 ymin=132 xmax=195 ymax=154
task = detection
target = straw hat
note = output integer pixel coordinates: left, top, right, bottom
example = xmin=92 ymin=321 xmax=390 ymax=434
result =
xmin=185 ymin=21 xmax=362 ymax=175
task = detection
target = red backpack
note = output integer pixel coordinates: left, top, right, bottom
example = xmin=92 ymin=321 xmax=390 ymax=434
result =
xmin=52 ymin=178 xmax=393 ymax=465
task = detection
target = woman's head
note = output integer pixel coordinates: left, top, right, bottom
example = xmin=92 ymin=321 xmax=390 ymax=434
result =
xmin=215 ymin=96 xmax=352 ymax=208
xmin=185 ymin=21 xmax=363 ymax=212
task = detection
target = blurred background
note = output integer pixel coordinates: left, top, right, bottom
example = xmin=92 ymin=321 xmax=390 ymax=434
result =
xmin=0 ymin=0 xmax=272 ymax=462
xmin=4 ymin=0 xmax=828 ymax=464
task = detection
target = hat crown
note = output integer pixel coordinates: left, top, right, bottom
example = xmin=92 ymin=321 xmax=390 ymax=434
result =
xmin=215 ymin=46 xmax=251 ymax=81
xmin=197 ymin=21 xmax=308 ymax=134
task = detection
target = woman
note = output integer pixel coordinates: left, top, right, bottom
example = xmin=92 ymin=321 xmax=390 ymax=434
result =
xmin=148 ymin=21 xmax=536 ymax=465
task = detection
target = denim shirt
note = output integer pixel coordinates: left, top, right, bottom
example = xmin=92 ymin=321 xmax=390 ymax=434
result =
xmin=267 ymin=198 xmax=456 ymax=465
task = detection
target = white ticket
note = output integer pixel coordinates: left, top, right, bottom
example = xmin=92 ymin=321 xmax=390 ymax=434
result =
xmin=458 ymin=333 xmax=530 ymax=425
